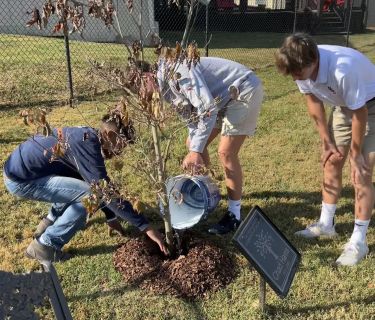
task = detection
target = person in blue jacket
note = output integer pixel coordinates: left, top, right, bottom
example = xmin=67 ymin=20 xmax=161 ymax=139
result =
xmin=3 ymin=114 xmax=168 ymax=262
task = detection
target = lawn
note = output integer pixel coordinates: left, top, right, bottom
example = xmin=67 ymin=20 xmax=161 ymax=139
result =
xmin=0 ymin=32 xmax=374 ymax=319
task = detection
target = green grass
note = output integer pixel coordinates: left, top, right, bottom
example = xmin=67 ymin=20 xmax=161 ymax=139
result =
xmin=1 ymin=32 xmax=375 ymax=319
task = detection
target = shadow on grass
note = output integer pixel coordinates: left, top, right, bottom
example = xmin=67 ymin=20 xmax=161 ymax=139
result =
xmin=266 ymin=293 xmax=375 ymax=317
xmin=0 ymin=88 xmax=120 ymax=112
xmin=67 ymin=281 xmax=207 ymax=320
xmin=0 ymin=137 xmax=27 ymax=144
xmin=0 ymin=270 xmax=54 ymax=319
xmin=67 ymin=283 xmax=133 ymax=302
xmin=70 ymin=243 xmax=118 ymax=257
xmin=262 ymin=87 xmax=300 ymax=102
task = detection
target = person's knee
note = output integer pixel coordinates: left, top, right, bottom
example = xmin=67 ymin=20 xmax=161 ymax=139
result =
xmin=71 ymin=203 xmax=88 ymax=229
xmin=325 ymin=157 xmax=346 ymax=174
xmin=218 ymin=149 xmax=230 ymax=164
xmin=218 ymin=150 xmax=240 ymax=176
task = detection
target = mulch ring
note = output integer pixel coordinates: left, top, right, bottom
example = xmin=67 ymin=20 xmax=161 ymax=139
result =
xmin=113 ymin=236 xmax=236 ymax=299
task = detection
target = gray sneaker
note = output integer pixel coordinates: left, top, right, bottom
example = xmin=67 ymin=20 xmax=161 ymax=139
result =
xmin=25 ymin=239 xmax=71 ymax=263
xmin=33 ymin=217 xmax=54 ymax=238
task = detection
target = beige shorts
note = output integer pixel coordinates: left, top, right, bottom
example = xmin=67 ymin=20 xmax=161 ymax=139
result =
xmin=215 ymin=83 xmax=263 ymax=136
xmin=329 ymin=99 xmax=375 ymax=154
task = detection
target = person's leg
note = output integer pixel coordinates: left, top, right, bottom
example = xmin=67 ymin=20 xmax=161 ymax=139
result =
xmin=34 ymin=202 xmax=72 ymax=238
xmin=320 ymin=144 xmax=349 ymax=226
xmin=335 ymin=151 xmax=374 ymax=266
xmin=349 ymin=151 xmax=375 ymax=243
xmin=207 ymin=134 xmax=247 ymax=235
xmin=218 ymin=135 xmax=247 ymax=218
xmin=335 ymin=104 xmax=375 ymax=266
xmin=208 ymin=82 xmax=263 ymax=235
xmin=321 ymin=106 xmax=352 ymax=226
xmin=41 ymin=202 xmax=88 ymax=250
xmin=296 ymin=106 xmax=351 ymax=238
xmin=9 ymin=175 xmax=90 ymax=250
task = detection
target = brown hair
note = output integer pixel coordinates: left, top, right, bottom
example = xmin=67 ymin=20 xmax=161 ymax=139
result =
xmin=101 ymin=114 xmax=135 ymax=144
xmin=275 ymin=33 xmax=319 ymax=76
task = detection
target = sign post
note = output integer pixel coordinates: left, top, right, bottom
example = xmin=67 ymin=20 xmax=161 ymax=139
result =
xmin=198 ymin=0 xmax=211 ymax=57
xmin=259 ymin=276 xmax=266 ymax=312
xmin=233 ymin=206 xmax=301 ymax=310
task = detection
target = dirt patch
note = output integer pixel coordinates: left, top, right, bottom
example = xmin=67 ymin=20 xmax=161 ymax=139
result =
xmin=113 ymin=236 xmax=236 ymax=299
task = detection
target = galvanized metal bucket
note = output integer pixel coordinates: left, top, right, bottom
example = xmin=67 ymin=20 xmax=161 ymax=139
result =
xmin=166 ymin=174 xmax=221 ymax=230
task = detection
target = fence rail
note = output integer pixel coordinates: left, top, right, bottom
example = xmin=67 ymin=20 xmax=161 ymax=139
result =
xmin=0 ymin=0 xmax=368 ymax=108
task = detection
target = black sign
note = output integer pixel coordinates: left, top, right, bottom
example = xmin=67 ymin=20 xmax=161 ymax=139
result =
xmin=232 ymin=206 xmax=301 ymax=298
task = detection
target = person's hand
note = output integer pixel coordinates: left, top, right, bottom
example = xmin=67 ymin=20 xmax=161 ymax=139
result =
xmin=107 ymin=218 xmax=126 ymax=237
xmin=182 ymin=151 xmax=205 ymax=175
xmin=321 ymin=141 xmax=343 ymax=167
xmin=229 ymin=85 xmax=239 ymax=100
xmin=350 ymin=153 xmax=371 ymax=186
xmin=144 ymin=227 xmax=169 ymax=256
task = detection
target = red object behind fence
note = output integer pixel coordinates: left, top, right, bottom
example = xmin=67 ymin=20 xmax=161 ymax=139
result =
xmin=216 ymin=0 xmax=236 ymax=9
xmin=323 ymin=0 xmax=345 ymax=12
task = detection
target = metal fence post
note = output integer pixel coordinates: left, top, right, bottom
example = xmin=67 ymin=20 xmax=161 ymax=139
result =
xmin=346 ymin=0 xmax=354 ymax=47
xmin=293 ymin=0 xmax=298 ymax=33
xmin=63 ymin=22 xmax=74 ymax=108
xmin=205 ymin=3 xmax=209 ymax=57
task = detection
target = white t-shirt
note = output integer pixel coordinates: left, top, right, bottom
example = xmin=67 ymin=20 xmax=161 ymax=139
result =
xmin=296 ymin=45 xmax=375 ymax=110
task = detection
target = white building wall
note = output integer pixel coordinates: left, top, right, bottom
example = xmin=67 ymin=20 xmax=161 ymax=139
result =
xmin=0 ymin=0 xmax=158 ymax=44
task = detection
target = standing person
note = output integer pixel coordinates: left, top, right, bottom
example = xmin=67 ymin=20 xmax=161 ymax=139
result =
xmin=275 ymin=33 xmax=375 ymax=266
xmin=3 ymin=115 xmax=168 ymax=263
xmin=157 ymin=51 xmax=264 ymax=234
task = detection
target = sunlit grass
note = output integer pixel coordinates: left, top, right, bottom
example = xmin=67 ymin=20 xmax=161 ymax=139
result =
xmin=0 ymin=32 xmax=374 ymax=319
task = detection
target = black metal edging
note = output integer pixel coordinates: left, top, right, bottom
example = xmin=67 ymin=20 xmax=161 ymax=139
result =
xmin=41 ymin=261 xmax=73 ymax=320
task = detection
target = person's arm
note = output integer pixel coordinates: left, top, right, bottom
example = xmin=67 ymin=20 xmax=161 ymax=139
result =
xmin=176 ymin=63 xmax=217 ymax=171
xmin=102 ymin=198 xmax=168 ymax=254
xmin=350 ymin=106 xmax=370 ymax=185
xmin=175 ymin=63 xmax=216 ymax=152
xmin=305 ymin=94 xmax=343 ymax=166
xmin=68 ymin=130 xmax=166 ymax=249
xmin=144 ymin=227 xmax=169 ymax=255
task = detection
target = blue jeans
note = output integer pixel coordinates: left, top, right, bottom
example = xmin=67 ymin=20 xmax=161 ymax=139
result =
xmin=3 ymin=174 xmax=90 ymax=250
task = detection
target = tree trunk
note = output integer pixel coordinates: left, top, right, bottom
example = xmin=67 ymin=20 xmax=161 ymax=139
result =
xmin=151 ymin=124 xmax=174 ymax=249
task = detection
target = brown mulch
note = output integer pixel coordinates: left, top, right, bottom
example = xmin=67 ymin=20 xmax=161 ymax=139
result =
xmin=113 ymin=237 xmax=236 ymax=299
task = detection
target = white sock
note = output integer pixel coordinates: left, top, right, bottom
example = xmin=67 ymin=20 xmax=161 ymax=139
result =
xmin=46 ymin=213 xmax=56 ymax=222
xmin=319 ymin=202 xmax=336 ymax=228
xmin=349 ymin=219 xmax=370 ymax=244
xmin=228 ymin=199 xmax=241 ymax=220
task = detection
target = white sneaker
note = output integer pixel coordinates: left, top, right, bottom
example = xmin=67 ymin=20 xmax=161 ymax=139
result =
xmin=294 ymin=222 xmax=338 ymax=239
xmin=335 ymin=242 xmax=369 ymax=266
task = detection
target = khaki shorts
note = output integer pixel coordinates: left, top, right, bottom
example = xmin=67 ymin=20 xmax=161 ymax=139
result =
xmin=215 ymin=82 xmax=263 ymax=136
xmin=329 ymin=99 xmax=375 ymax=154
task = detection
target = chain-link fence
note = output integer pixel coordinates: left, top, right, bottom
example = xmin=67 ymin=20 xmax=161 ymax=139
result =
xmin=0 ymin=0 xmax=368 ymax=108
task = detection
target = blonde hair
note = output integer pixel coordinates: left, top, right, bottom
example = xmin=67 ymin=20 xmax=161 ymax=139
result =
xmin=275 ymin=33 xmax=319 ymax=76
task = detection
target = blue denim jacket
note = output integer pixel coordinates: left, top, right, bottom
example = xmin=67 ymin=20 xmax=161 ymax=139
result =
xmin=157 ymin=57 xmax=260 ymax=153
